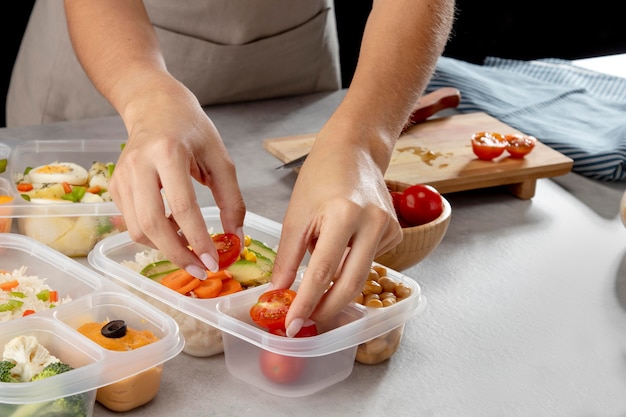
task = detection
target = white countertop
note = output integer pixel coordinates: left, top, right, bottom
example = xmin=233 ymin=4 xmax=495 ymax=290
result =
xmin=1 ymin=55 xmax=624 ymax=417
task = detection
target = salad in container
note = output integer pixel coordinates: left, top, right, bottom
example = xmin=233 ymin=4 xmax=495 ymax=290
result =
xmin=0 ymin=139 xmax=127 ymax=256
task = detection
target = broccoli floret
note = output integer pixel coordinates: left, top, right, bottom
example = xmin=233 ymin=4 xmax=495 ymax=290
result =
xmin=47 ymin=392 xmax=91 ymax=417
xmin=6 ymin=392 xmax=90 ymax=417
xmin=2 ymin=335 xmax=59 ymax=382
xmin=0 ymin=360 xmax=19 ymax=383
xmin=30 ymin=361 xmax=73 ymax=381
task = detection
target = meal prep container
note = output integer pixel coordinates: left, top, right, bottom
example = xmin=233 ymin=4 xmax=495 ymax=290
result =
xmin=88 ymin=207 xmax=289 ymax=358
xmin=0 ymin=233 xmax=184 ymax=415
xmin=89 ymin=207 xmax=427 ymax=397
xmin=0 ymin=139 xmax=127 ymax=256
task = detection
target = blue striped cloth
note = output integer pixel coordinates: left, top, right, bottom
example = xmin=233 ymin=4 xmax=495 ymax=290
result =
xmin=426 ymin=56 xmax=626 ymax=181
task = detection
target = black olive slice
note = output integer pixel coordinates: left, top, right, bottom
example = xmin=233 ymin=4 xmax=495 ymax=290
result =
xmin=101 ymin=320 xmax=127 ymax=338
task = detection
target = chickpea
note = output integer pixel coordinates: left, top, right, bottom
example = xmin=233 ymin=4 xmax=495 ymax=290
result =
xmin=382 ymin=297 xmax=397 ymax=307
xmin=395 ymin=282 xmax=412 ymax=299
xmin=362 ymin=279 xmax=382 ymax=296
xmin=367 ymin=268 xmax=380 ymax=282
xmin=353 ymin=292 xmax=364 ymax=305
xmin=364 ymin=294 xmax=383 ymax=308
xmin=378 ymin=276 xmax=397 ymax=293
xmin=372 ymin=265 xmax=387 ymax=278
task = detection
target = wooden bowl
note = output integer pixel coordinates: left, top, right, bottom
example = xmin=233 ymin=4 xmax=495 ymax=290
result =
xmin=375 ymin=196 xmax=451 ymax=271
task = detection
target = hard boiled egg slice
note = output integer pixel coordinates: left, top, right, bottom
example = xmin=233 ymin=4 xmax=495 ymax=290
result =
xmin=28 ymin=162 xmax=89 ymax=185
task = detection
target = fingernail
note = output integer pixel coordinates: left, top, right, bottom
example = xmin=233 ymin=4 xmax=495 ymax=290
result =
xmin=236 ymin=227 xmax=244 ymax=250
xmin=200 ymin=252 xmax=219 ymax=273
xmin=185 ymin=264 xmax=207 ymax=280
xmin=286 ymin=318 xmax=304 ymax=338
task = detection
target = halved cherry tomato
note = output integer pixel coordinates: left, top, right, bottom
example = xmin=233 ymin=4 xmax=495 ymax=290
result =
xmin=269 ymin=322 xmax=318 ymax=338
xmin=398 ymin=184 xmax=444 ymax=227
xmin=249 ymin=289 xmax=297 ymax=331
xmin=471 ymin=131 xmax=507 ymax=161
xmin=505 ymin=134 xmax=537 ymax=158
xmin=212 ymin=233 xmax=241 ymax=269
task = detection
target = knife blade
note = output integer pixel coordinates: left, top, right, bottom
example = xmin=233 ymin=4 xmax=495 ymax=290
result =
xmin=274 ymin=87 xmax=462 ymax=170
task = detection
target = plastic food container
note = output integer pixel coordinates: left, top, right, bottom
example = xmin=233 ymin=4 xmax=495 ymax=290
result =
xmin=89 ymin=207 xmax=426 ymax=397
xmin=0 ymin=139 xmax=127 ymax=256
xmin=0 ymin=233 xmax=184 ymax=415
xmin=88 ymin=207 xmax=288 ymax=358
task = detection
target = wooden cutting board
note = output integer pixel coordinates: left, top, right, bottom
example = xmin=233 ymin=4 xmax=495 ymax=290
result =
xmin=263 ymin=112 xmax=573 ymax=199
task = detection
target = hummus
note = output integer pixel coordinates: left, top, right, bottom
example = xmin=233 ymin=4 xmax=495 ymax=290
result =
xmin=77 ymin=320 xmax=162 ymax=412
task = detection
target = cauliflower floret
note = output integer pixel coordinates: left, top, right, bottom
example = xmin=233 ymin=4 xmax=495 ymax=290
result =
xmin=2 ymin=335 xmax=59 ymax=382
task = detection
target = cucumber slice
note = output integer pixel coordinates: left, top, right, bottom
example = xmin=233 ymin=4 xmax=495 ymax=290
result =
xmin=140 ymin=260 xmax=180 ymax=281
xmin=248 ymin=239 xmax=276 ymax=263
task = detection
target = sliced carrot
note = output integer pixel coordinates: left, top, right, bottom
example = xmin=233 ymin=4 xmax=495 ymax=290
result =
xmin=193 ymin=277 xmax=223 ymax=299
xmin=175 ymin=278 xmax=201 ymax=295
xmin=49 ymin=290 xmax=58 ymax=303
xmin=0 ymin=280 xmax=19 ymax=291
xmin=87 ymin=185 xmax=101 ymax=194
xmin=161 ymin=269 xmax=201 ymax=294
xmin=22 ymin=309 xmax=36 ymax=317
xmin=206 ymin=269 xmax=233 ymax=281
xmin=61 ymin=182 xmax=72 ymax=194
xmin=217 ymin=278 xmax=243 ymax=297
xmin=17 ymin=183 xmax=33 ymax=192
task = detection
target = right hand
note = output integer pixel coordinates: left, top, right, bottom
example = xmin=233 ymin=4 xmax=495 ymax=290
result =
xmin=109 ymin=78 xmax=246 ymax=279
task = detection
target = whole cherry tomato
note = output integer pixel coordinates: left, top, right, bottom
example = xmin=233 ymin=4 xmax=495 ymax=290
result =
xmin=471 ymin=131 xmax=507 ymax=161
xmin=398 ymin=184 xmax=444 ymax=226
xmin=249 ymin=289 xmax=297 ymax=331
xmin=260 ymin=350 xmax=306 ymax=384
xmin=211 ymin=233 xmax=241 ymax=269
xmin=390 ymin=191 xmax=403 ymax=213
xmin=505 ymin=134 xmax=537 ymax=158
xmin=259 ymin=321 xmax=315 ymax=384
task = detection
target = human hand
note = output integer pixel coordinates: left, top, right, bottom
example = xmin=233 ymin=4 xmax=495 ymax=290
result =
xmin=109 ymin=80 xmax=246 ymax=279
xmin=270 ymin=130 xmax=402 ymax=337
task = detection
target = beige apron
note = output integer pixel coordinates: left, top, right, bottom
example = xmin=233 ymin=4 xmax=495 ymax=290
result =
xmin=6 ymin=0 xmax=341 ymax=127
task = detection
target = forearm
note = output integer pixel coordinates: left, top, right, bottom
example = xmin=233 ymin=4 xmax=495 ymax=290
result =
xmin=327 ymin=0 xmax=455 ymax=169
xmin=64 ymin=0 xmax=177 ymax=124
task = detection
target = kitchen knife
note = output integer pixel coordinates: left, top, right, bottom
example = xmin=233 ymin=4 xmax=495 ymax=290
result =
xmin=274 ymin=87 xmax=461 ymax=170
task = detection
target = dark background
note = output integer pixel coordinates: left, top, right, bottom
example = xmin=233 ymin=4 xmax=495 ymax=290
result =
xmin=3 ymin=1 xmax=626 ymax=127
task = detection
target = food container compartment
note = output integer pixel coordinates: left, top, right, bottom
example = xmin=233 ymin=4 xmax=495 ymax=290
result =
xmin=88 ymin=207 xmax=293 ymax=357
xmin=0 ymin=233 xmax=184 ymax=414
xmin=0 ymin=317 xmax=101 ymax=416
xmin=0 ymin=139 xmax=127 ymax=256
xmin=214 ymin=267 xmax=426 ymax=397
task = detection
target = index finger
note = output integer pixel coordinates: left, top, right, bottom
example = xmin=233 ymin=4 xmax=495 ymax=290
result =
xmin=158 ymin=157 xmax=219 ymax=273
xmin=282 ymin=222 xmax=352 ymax=329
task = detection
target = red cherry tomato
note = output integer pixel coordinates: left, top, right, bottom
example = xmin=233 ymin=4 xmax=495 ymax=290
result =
xmin=389 ymin=191 xmax=412 ymax=227
xmin=249 ymin=289 xmax=297 ymax=331
xmin=260 ymin=350 xmax=306 ymax=384
xmin=398 ymin=184 xmax=444 ymax=227
xmin=269 ymin=322 xmax=318 ymax=338
xmin=471 ymin=131 xmax=507 ymax=161
xmin=390 ymin=191 xmax=403 ymax=213
xmin=505 ymin=134 xmax=537 ymax=158
xmin=212 ymin=233 xmax=241 ymax=269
